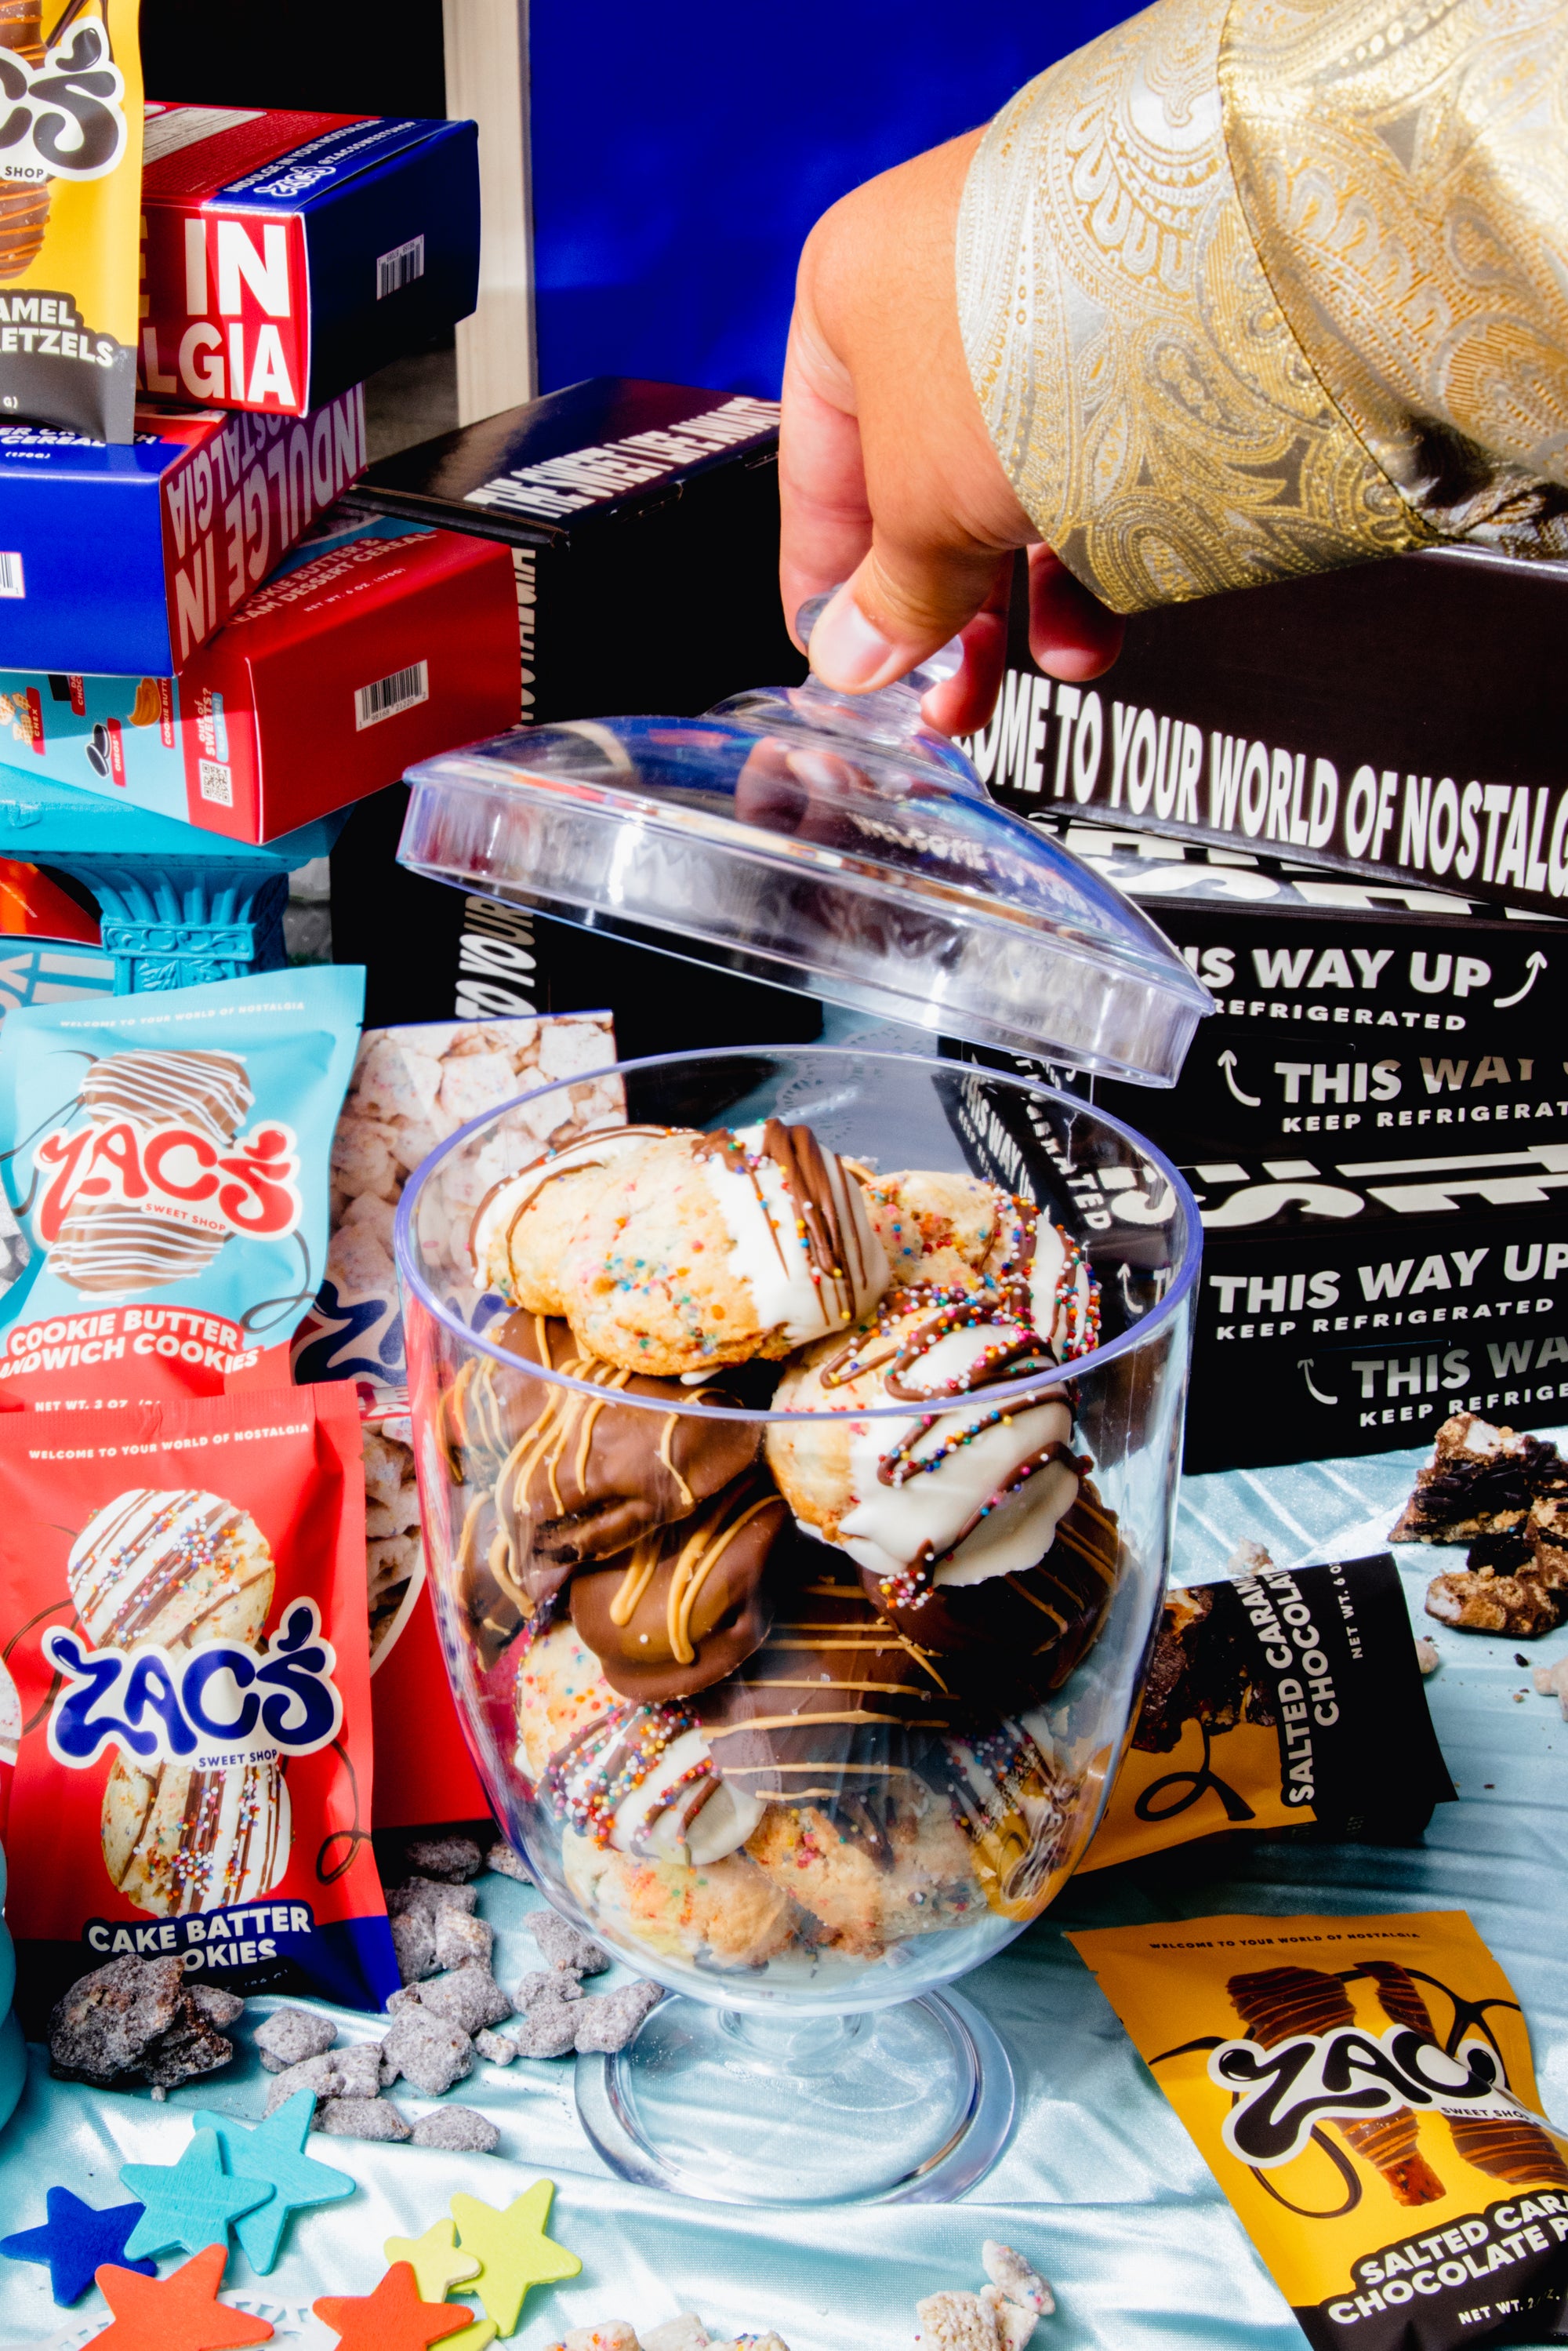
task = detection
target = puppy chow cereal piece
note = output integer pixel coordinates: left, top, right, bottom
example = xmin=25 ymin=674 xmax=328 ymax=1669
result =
xmin=416 ymin=1874 xmax=479 ymax=1916
xmin=317 ymin=2097 xmax=412 ymax=2142
xmin=981 ymin=2244 xmax=1053 ymax=2317
xmin=1534 ymin=1655 xmax=1568 ymax=1715
xmin=411 ymin=2105 xmax=502 ymax=2155
xmin=416 ymin=1966 xmax=512 ymax=2036
xmin=333 ymin=2040 xmax=387 ymax=2099
xmin=263 ymin=2052 xmax=346 ymax=2115
xmin=486 ymin=1839 xmax=532 ymax=1882
xmin=979 ymin=2290 xmax=1036 ymax=2351
xmin=405 ymin=1834 xmax=483 ymax=1882
xmin=390 ymin=1910 xmax=437 ymax=1986
xmin=510 ymin=2000 xmax=581 ymax=2059
xmin=529 ymin=1912 xmax=611 ymax=1975
xmin=363 ymin=1430 xmax=409 ymax=1514
xmin=475 ymin=2028 xmax=518 ymax=2064
xmin=255 ymin=2006 xmax=337 ymax=2073
xmin=572 ymin=1982 xmax=662 ymax=2055
xmin=434 ymin=1909 xmax=495 ymax=1971
xmin=642 ymin=2320 xmax=708 ymax=2351
xmin=514 ymin=1969 xmax=583 ymax=2012
xmin=143 ymin=2004 xmax=240 ymax=2092
xmin=916 ymin=2295 xmax=1000 ymax=2351
xmin=49 ymin=1955 xmax=238 ymax=2092
xmin=381 ymin=2007 xmax=474 ymax=2095
xmin=1415 ymin=1637 xmax=1441 ymax=1675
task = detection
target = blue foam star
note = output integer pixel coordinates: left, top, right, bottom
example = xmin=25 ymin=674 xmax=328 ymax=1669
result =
xmin=190 ymin=2090 xmax=355 ymax=2275
xmin=0 ymin=2187 xmax=157 ymax=2304
xmin=120 ymin=2126 xmax=274 ymax=2262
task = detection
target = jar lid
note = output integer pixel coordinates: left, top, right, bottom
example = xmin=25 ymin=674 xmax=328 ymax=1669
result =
xmin=397 ymin=656 xmax=1211 ymax=1083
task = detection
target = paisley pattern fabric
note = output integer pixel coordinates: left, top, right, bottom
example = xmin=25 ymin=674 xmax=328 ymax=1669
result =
xmin=957 ymin=0 xmax=1568 ymax=610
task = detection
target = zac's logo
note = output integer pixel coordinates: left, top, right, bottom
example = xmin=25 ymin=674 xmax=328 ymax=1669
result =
xmin=43 ymin=1600 xmax=343 ymax=1768
xmin=34 ymin=1118 xmax=303 ymax=1247
xmin=0 ymin=20 xmax=128 ymax=182
xmin=1211 ymin=2024 xmax=1535 ymax=2168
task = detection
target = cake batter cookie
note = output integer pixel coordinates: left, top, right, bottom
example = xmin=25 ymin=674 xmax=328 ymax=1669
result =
xmin=561 ymin=1828 xmax=802 ymax=1971
xmin=766 ymin=1287 xmax=1084 ymax=1614
xmin=470 ymin=1128 xmax=675 ymax=1313
xmin=570 ymin=1477 xmax=785 ymax=1702
xmin=67 ymin=1488 xmax=274 ymax=1652
xmin=744 ymin=1790 xmax=981 ymax=1958
xmin=477 ymin=1120 xmax=888 ymax=1375
xmin=100 ymin=1753 xmax=291 ymax=1917
xmin=861 ymin=1174 xmax=1099 ymax=1361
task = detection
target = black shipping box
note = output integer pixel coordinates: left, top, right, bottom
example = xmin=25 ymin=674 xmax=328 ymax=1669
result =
xmin=332 ymin=376 xmax=820 ymax=1045
xmin=949 ymin=827 xmax=1568 ymax=1472
xmin=965 ymin=543 xmax=1568 ymax=922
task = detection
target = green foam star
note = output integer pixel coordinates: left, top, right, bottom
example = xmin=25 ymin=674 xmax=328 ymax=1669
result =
xmin=450 ymin=2182 xmax=580 ymax=2338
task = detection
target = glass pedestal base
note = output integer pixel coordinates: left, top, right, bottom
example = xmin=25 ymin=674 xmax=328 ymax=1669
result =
xmin=575 ymin=1988 xmax=1014 ymax=2205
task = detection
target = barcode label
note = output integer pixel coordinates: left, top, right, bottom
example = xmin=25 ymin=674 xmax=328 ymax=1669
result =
xmin=376 ymin=235 xmax=426 ymax=298
xmin=355 ymin=660 xmax=429 ymax=729
xmin=0 ymin=553 xmax=24 ymax=598
xmin=198 ymin=759 xmax=232 ymax=806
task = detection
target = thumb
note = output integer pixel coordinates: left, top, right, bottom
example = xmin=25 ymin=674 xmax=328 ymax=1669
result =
xmin=806 ymin=536 xmax=1004 ymax=694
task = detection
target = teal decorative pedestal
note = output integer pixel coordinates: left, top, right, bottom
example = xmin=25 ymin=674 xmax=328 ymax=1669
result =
xmin=0 ymin=770 xmax=348 ymax=992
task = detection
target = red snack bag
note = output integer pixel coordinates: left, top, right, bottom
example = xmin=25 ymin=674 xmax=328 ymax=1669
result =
xmin=0 ymin=1382 xmax=396 ymax=2025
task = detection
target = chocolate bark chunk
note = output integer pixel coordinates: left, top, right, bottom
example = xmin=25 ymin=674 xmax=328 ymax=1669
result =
xmin=1426 ymin=1568 xmax=1563 ymax=1637
xmin=48 ymin=1954 xmax=238 ymax=2091
xmin=1133 ymin=1580 xmax=1277 ymax=1754
xmin=570 ymin=1478 xmax=783 ymax=1701
xmin=1392 ymin=1414 xmax=1567 ymax=1543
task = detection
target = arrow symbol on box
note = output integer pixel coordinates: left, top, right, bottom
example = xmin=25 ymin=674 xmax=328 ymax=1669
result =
xmin=1299 ymin=1358 xmax=1338 ymax=1406
xmin=1218 ymin=1050 xmax=1261 ymax=1106
xmin=1494 ymin=950 xmax=1547 ymax=1009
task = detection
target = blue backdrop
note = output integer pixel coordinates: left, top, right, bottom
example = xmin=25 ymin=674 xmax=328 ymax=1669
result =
xmin=528 ymin=2 xmax=1134 ymax=400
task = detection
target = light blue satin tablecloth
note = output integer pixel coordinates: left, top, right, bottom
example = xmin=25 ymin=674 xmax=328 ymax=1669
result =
xmin=2 ymin=1434 xmax=1564 ymax=2351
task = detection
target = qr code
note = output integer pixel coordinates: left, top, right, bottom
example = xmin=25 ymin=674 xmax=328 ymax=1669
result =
xmin=198 ymin=760 xmax=233 ymax=806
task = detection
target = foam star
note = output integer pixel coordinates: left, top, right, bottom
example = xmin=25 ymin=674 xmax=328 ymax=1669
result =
xmin=383 ymin=2218 xmax=481 ymax=2302
xmin=92 ymin=2243 xmax=274 ymax=2351
xmin=383 ymin=2220 xmax=495 ymax=2351
xmin=0 ymin=2186 xmax=156 ymax=2304
xmin=450 ymin=2183 xmax=580 ymax=2338
xmin=120 ymin=2129 xmax=274 ymax=2262
xmin=191 ymin=2091 xmax=355 ymax=2275
xmin=314 ymin=2261 xmax=476 ymax=2351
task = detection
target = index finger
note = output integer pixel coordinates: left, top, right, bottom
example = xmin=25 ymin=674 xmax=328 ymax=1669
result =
xmin=779 ymin=315 xmax=873 ymax=652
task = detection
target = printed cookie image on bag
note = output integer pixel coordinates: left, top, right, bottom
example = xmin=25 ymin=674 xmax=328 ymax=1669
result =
xmin=0 ymin=1383 xmax=395 ymax=2026
xmin=1072 ymin=1911 xmax=1568 ymax=2351
xmin=0 ymin=0 xmax=143 ymax=438
xmin=0 ymin=966 xmax=362 ymax=1407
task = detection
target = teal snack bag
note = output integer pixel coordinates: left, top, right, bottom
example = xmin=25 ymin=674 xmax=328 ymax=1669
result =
xmin=0 ymin=967 xmax=363 ymax=1408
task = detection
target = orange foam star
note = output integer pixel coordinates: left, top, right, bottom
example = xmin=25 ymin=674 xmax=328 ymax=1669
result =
xmin=314 ymin=2261 xmax=477 ymax=2351
xmin=92 ymin=2244 xmax=274 ymax=2351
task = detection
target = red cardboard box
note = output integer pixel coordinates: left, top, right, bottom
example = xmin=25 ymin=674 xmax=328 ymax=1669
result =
xmin=138 ymin=105 xmax=480 ymax=417
xmin=0 ymin=510 xmax=520 ymax=842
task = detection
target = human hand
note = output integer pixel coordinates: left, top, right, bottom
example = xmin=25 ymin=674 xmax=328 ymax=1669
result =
xmin=781 ymin=130 xmax=1123 ymax=737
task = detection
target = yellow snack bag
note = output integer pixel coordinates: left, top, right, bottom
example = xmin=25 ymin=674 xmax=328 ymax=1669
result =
xmin=0 ymin=0 xmax=142 ymax=438
xmin=1071 ymin=1911 xmax=1568 ymax=2351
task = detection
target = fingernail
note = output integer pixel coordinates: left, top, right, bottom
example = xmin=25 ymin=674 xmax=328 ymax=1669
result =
xmin=809 ymin=587 xmax=900 ymax=692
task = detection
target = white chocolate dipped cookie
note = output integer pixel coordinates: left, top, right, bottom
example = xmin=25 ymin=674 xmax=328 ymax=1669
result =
xmin=67 ymin=1488 xmax=274 ymax=1652
xmin=470 ymin=1127 xmax=671 ymax=1313
xmin=517 ymin=1618 xmax=762 ymax=1866
xmin=562 ymin=1119 xmax=888 ymax=1374
xmin=860 ymin=1173 xmax=1100 ymax=1362
xmin=766 ymin=1287 xmax=1083 ymax=1606
xmin=101 ymin=1753 xmax=290 ymax=1917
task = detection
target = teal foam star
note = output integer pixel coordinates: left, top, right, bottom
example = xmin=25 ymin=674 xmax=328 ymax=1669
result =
xmin=120 ymin=2126 xmax=274 ymax=2262
xmin=191 ymin=2091 xmax=355 ymax=2275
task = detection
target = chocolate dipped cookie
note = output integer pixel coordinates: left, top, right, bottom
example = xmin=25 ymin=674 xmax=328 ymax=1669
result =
xmin=475 ymin=1119 xmax=889 ymax=1375
xmin=570 ymin=1476 xmax=786 ymax=1701
xmin=766 ymin=1284 xmax=1085 ymax=1613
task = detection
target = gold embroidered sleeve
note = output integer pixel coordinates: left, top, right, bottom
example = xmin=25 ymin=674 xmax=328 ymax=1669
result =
xmin=956 ymin=0 xmax=1429 ymax=611
xmin=1220 ymin=0 xmax=1568 ymax=555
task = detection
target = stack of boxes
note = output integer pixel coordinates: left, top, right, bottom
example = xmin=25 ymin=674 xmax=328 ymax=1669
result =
xmin=956 ymin=549 xmax=1568 ymax=1473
